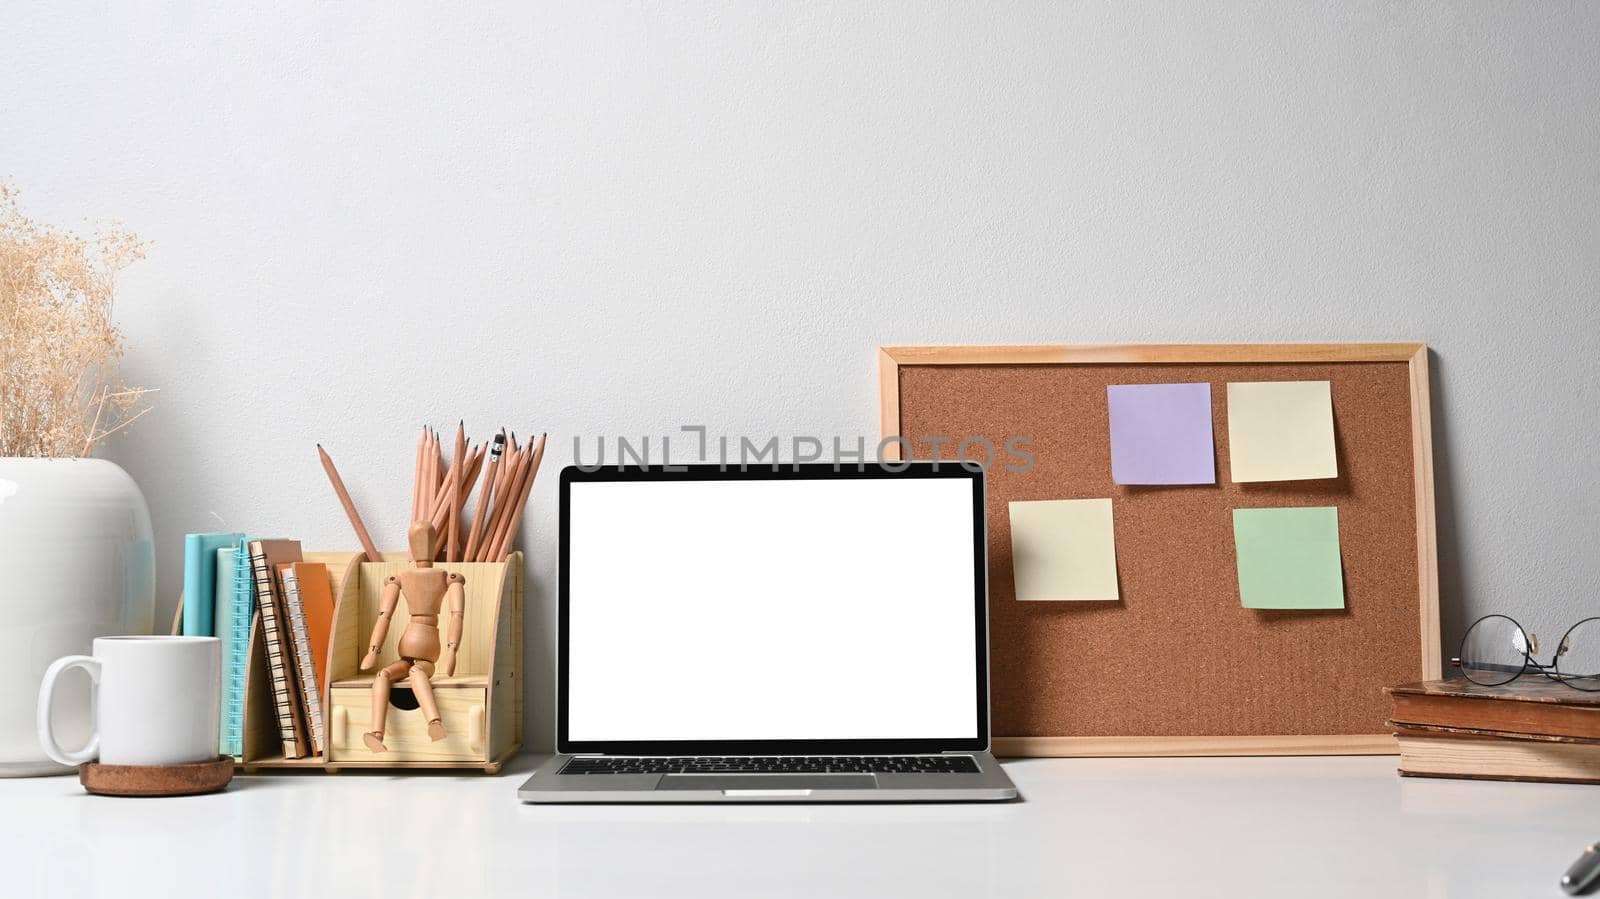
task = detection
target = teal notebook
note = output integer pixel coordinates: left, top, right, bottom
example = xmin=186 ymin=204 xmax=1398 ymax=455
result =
xmin=214 ymin=546 xmax=244 ymax=757
xmin=221 ymin=537 xmax=257 ymax=758
xmin=182 ymin=532 xmax=244 ymax=636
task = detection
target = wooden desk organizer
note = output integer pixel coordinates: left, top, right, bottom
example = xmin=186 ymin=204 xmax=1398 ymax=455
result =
xmin=176 ymin=550 xmax=522 ymax=773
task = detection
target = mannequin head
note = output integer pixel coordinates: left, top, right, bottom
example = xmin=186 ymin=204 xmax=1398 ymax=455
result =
xmin=409 ymin=521 xmax=436 ymax=565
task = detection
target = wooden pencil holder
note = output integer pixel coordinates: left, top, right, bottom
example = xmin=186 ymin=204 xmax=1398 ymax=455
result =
xmin=175 ymin=551 xmax=523 ymax=773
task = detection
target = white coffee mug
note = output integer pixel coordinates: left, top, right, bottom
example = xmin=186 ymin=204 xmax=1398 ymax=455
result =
xmin=36 ymin=636 xmax=220 ymax=767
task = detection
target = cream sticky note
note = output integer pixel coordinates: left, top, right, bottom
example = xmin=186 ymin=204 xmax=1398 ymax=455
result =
xmin=1008 ymin=498 xmax=1119 ymax=601
xmin=1226 ymin=380 xmax=1337 ymax=482
xmin=1232 ymin=506 xmax=1345 ymax=609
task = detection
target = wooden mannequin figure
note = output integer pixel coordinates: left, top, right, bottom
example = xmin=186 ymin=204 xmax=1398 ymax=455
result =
xmin=359 ymin=522 xmax=465 ymax=752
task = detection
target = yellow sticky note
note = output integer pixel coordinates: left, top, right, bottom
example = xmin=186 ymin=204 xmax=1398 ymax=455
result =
xmin=1226 ymin=381 xmax=1338 ymax=482
xmin=1007 ymin=498 xmax=1119 ymax=601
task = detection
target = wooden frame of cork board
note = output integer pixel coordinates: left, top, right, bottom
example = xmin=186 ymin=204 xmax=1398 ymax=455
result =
xmin=879 ymin=343 xmax=1441 ymax=758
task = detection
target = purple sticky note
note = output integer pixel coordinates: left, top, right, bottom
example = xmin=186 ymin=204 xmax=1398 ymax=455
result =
xmin=1107 ymin=383 xmax=1216 ymax=485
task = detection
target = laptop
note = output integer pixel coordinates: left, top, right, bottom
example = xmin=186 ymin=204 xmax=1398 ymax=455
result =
xmin=518 ymin=460 xmax=1017 ymax=803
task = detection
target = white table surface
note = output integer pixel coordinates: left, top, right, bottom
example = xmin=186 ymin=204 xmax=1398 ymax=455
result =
xmin=2 ymin=754 xmax=1591 ymax=898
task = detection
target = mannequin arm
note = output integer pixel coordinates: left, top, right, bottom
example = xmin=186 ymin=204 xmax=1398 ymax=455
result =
xmin=440 ymin=573 xmax=465 ymax=677
xmin=360 ymin=577 xmax=401 ymax=670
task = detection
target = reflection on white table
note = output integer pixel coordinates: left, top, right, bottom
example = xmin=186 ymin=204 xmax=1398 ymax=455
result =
xmin=0 ymin=755 xmax=1589 ymax=898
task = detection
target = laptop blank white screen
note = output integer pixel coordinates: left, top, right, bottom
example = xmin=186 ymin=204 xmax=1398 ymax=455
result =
xmin=566 ymin=477 xmax=979 ymax=742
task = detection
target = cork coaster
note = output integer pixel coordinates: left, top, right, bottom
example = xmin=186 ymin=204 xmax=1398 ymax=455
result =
xmin=79 ymin=756 xmax=234 ymax=797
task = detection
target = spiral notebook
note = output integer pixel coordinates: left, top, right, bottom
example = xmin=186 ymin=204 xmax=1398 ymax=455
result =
xmin=248 ymin=539 xmax=308 ymax=759
xmin=280 ymin=565 xmax=326 ymax=756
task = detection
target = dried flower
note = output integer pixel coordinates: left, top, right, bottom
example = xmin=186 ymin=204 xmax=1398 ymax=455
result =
xmin=0 ymin=180 xmax=155 ymax=458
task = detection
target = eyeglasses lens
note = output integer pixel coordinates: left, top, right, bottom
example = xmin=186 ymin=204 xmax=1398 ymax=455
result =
xmin=1555 ymin=619 xmax=1600 ymax=692
xmin=1459 ymin=615 xmax=1530 ymax=686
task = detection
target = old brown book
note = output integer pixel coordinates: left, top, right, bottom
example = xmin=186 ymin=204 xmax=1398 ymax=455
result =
xmin=1393 ymin=725 xmax=1600 ymax=785
xmin=1386 ymin=679 xmax=1600 ymax=740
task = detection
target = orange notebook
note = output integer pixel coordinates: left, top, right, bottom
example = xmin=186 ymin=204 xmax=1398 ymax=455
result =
xmin=292 ymin=562 xmax=337 ymax=690
xmin=279 ymin=562 xmax=335 ymax=755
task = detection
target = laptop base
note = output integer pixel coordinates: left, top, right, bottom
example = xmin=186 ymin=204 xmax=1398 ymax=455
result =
xmin=517 ymin=751 xmax=1018 ymax=803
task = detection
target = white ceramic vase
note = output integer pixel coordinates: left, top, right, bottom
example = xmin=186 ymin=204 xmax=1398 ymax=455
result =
xmin=0 ymin=458 xmax=155 ymax=776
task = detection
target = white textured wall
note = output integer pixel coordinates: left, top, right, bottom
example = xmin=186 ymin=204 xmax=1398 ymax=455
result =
xmin=5 ymin=2 xmax=1598 ymax=749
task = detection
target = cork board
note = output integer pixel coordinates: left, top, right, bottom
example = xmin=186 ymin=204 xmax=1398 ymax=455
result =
xmin=880 ymin=344 xmax=1441 ymax=757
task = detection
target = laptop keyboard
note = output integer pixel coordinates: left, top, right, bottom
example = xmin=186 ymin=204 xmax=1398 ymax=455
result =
xmin=560 ymin=755 xmax=980 ymax=775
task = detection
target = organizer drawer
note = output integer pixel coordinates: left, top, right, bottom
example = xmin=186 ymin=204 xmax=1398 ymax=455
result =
xmin=328 ymin=678 xmax=488 ymax=763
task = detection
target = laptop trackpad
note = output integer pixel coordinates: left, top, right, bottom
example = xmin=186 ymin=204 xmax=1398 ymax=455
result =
xmin=658 ymin=774 xmax=875 ymax=791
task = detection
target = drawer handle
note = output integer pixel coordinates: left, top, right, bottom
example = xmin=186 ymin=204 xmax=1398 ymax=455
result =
xmin=333 ymin=707 xmax=348 ymax=748
xmin=468 ymin=706 xmax=484 ymax=754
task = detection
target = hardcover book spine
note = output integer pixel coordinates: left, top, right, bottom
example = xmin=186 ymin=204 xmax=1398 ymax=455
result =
xmin=250 ymin=543 xmax=308 ymax=759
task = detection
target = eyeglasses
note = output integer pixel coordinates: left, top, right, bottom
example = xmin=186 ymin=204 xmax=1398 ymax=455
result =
xmin=1451 ymin=614 xmax=1600 ymax=691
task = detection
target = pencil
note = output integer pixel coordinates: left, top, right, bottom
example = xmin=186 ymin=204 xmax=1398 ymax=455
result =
xmin=425 ymin=450 xmax=451 ymax=520
xmin=432 ymin=428 xmax=445 ymax=494
xmin=428 ymin=428 xmax=444 ymax=557
xmin=422 ymin=428 xmax=432 ymax=507
xmin=318 ymin=444 xmax=383 ymax=563
xmin=463 ymin=430 xmax=505 ymax=561
xmin=411 ymin=426 xmax=426 ymax=524
xmin=448 ymin=420 xmax=465 ymax=562
xmin=410 ymin=426 xmax=429 ymax=559
xmin=490 ymin=443 xmax=534 ymax=560
xmin=425 ymin=431 xmax=466 ymax=521
xmin=452 ymin=443 xmax=485 ymax=558
xmin=477 ymin=433 xmax=525 ymax=559
xmin=429 ymin=441 xmax=484 ymax=536
xmin=480 ymin=444 xmax=529 ymax=561
xmin=443 ymin=457 xmax=470 ymax=562
xmin=424 ymin=432 xmax=467 ymax=560
xmin=463 ymin=431 xmax=506 ymax=562
xmin=492 ymin=433 xmax=545 ymax=561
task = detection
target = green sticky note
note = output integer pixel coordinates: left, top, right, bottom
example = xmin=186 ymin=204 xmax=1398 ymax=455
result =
xmin=1232 ymin=507 xmax=1344 ymax=609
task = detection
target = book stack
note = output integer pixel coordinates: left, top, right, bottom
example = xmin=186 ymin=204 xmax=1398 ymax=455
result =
xmin=183 ymin=534 xmax=336 ymax=760
xmin=1387 ymin=678 xmax=1600 ymax=784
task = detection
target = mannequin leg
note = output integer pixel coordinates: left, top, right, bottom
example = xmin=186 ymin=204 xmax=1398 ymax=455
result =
xmin=364 ymin=660 xmax=412 ymax=752
xmin=408 ymin=660 xmax=446 ymax=741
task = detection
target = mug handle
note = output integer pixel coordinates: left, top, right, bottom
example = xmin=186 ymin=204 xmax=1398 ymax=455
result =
xmin=36 ymin=655 xmax=101 ymax=767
